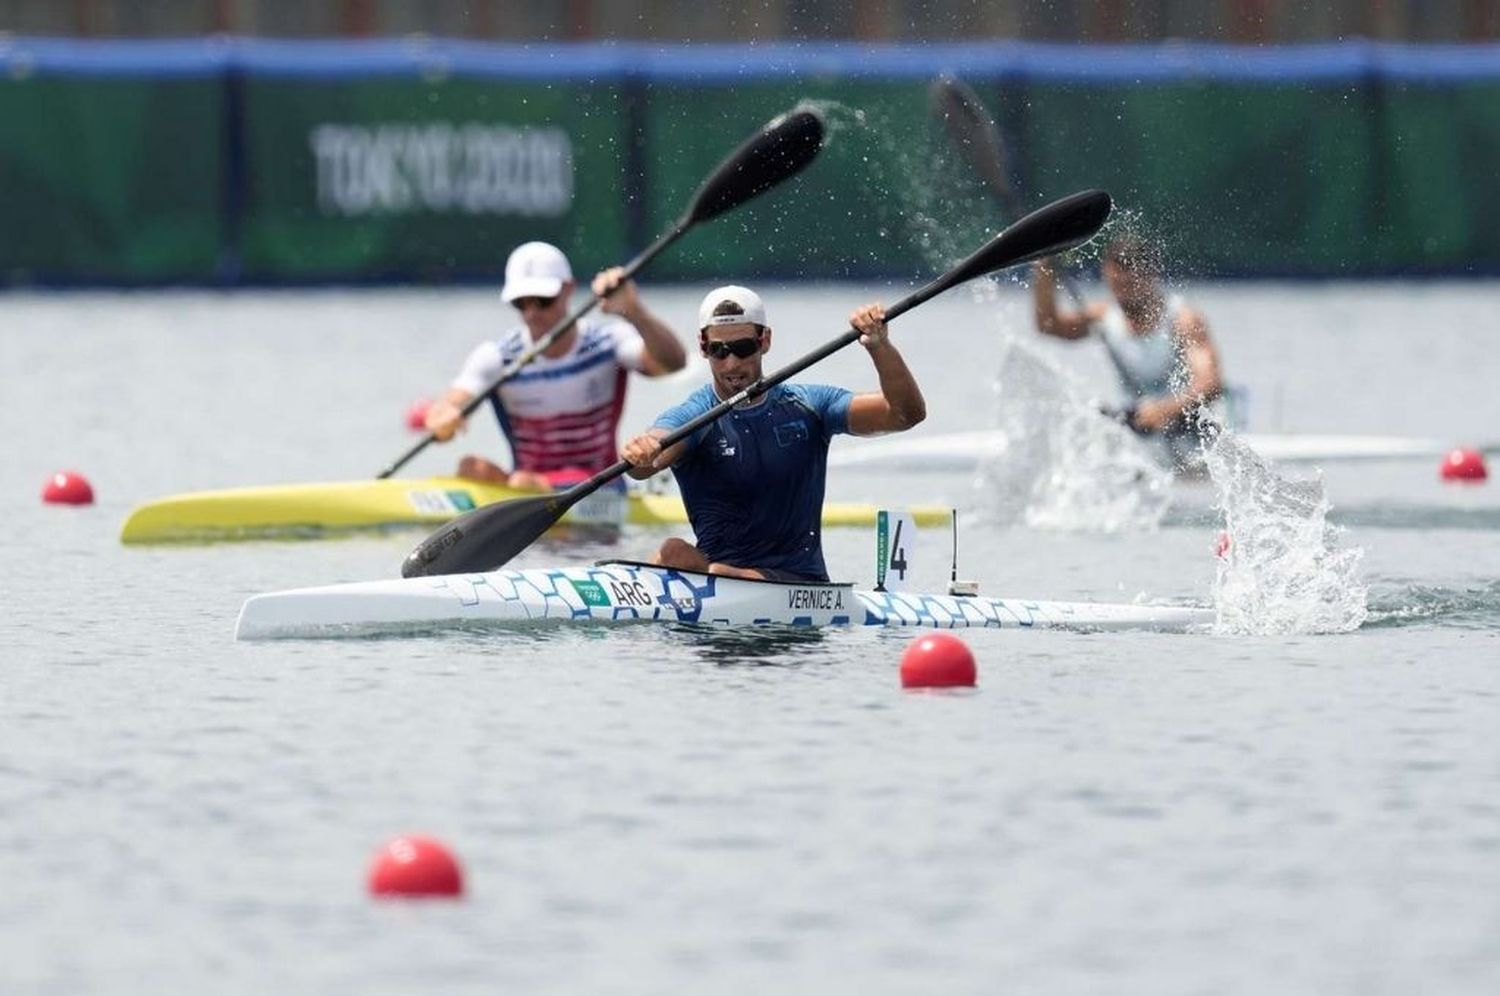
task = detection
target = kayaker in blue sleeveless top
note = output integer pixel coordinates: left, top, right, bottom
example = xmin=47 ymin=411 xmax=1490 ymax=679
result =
xmin=1033 ymin=234 xmax=1224 ymax=467
xmin=620 ymin=286 xmax=927 ymax=583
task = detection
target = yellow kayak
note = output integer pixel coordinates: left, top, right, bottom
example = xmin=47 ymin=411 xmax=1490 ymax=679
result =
xmin=120 ymin=476 xmax=953 ymax=544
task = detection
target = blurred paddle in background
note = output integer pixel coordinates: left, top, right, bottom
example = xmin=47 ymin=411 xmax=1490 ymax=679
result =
xmin=930 ymin=74 xmax=1089 ymax=308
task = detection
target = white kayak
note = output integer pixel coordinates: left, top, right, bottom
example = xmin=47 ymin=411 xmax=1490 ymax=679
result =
xmin=829 ymin=429 xmax=1500 ymax=472
xmin=235 ymin=559 xmax=1213 ymax=640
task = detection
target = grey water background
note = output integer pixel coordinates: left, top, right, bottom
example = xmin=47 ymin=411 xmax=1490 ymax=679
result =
xmin=3 ymin=280 xmax=1499 ymax=994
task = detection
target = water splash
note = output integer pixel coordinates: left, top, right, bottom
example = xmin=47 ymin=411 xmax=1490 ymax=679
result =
xmin=794 ymin=99 xmax=862 ymax=142
xmin=967 ymin=285 xmax=1174 ymax=531
xmin=1203 ymin=428 xmax=1367 ymax=635
xmin=1021 ymin=391 xmax=1176 ymax=532
xmin=831 ymin=102 xmax=1175 ymax=532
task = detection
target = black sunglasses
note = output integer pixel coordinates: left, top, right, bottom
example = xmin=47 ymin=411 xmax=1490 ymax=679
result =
xmin=512 ymin=294 xmax=559 ymax=312
xmin=702 ymin=333 xmax=764 ymax=360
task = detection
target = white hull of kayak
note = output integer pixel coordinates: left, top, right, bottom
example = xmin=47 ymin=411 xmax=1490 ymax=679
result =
xmin=235 ymin=561 xmax=1213 ymax=640
xmin=829 ymin=429 xmax=1499 ymax=472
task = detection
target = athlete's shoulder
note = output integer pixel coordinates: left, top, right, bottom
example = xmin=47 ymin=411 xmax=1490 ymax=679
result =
xmin=1174 ymin=307 xmax=1212 ymax=345
xmin=775 ymin=382 xmax=811 ymax=404
xmin=494 ymin=325 xmax=530 ymax=359
xmin=1169 ymin=295 xmax=1203 ymax=320
xmin=579 ymin=314 xmax=642 ymax=357
xmin=653 ymin=383 xmax=717 ymax=428
xmin=1166 ymin=295 xmax=1209 ymax=334
xmin=456 ymin=336 xmax=505 ymax=376
xmin=683 ymin=382 xmax=719 ymax=408
xmin=782 ymin=382 xmax=851 ymax=412
xmin=579 ymin=313 xmax=635 ymax=340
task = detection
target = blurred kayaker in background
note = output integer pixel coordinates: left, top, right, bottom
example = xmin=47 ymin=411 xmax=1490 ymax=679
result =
xmin=425 ymin=241 xmax=687 ymax=489
xmin=1032 ymin=233 xmax=1225 ymax=468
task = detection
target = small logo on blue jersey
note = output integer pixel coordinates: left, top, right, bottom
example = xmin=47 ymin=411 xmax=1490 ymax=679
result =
xmin=774 ymin=420 xmax=810 ymax=447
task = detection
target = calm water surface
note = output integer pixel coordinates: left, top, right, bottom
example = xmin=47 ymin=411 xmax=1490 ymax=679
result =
xmin=3 ymin=283 xmax=1499 ymax=995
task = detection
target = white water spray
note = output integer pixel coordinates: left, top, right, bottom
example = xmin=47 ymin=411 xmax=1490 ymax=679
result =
xmin=844 ymin=103 xmax=1174 ymax=533
xmin=1203 ymin=427 xmax=1367 ymax=635
xmin=970 ymin=286 xmax=1174 ymax=532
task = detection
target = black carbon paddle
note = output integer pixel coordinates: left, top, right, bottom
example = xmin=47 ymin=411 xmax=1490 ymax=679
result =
xmin=376 ymin=104 xmax=827 ymax=479
xmin=401 ymin=188 xmax=1114 ymax=578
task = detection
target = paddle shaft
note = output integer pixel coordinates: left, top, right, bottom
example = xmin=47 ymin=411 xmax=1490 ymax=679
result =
xmin=539 ymin=270 xmax=964 ymax=519
xmin=375 ymin=223 xmax=685 ymax=480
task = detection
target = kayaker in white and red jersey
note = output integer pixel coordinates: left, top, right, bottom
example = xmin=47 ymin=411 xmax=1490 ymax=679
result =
xmin=424 ymin=242 xmax=686 ymax=489
xmin=1033 ymin=234 xmax=1224 ymax=468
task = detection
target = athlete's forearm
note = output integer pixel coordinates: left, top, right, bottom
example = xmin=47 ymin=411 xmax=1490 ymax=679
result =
xmin=425 ymin=388 xmax=477 ymax=441
xmin=1033 ymin=261 xmax=1069 ymax=335
xmin=1033 ymin=260 xmax=1089 ymax=339
xmin=622 ymin=427 xmax=682 ymax=479
xmin=1180 ymin=376 xmax=1221 ymax=410
xmin=1147 ymin=372 xmax=1221 ymax=429
xmin=624 ymin=304 xmax=687 ymax=373
xmin=868 ymin=341 xmax=926 ymax=430
xmin=1180 ymin=344 xmax=1223 ymax=409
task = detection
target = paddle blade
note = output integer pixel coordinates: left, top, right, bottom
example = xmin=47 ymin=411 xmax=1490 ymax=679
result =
xmin=930 ymin=75 xmax=1015 ymax=210
xmin=402 ymin=494 xmax=565 ymax=577
xmin=954 ymin=188 xmax=1112 ymax=281
xmin=681 ymin=106 xmax=825 ymax=227
xmin=885 ymin=189 xmax=1112 ymax=322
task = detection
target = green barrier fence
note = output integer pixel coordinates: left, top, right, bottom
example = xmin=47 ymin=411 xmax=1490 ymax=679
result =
xmin=0 ymin=75 xmax=224 ymax=282
xmin=1378 ymin=80 xmax=1500 ymax=272
xmin=1001 ymin=79 xmax=1382 ymax=274
xmin=4 ymin=40 xmax=1500 ymax=286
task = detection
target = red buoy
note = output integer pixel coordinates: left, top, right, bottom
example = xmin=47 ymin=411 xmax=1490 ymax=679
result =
xmin=367 ymin=834 xmax=464 ymax=898
xmin=405 ymin=398 xmax=432 ymax=431
xmin=900 ymin=633 xmax=977 ymax=688
xmin=1439 ymin=448 xmax=1488 ymax=482
xmin=42 ymin=470 xmax=94 ymax=505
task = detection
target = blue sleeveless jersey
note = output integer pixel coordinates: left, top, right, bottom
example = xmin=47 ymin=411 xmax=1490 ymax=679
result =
xmin=653 ymin=382 xmax=853 ymax=581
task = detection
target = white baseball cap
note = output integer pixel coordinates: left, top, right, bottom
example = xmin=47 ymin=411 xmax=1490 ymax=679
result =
xmin=698 ymin=285 xmax=767 ymax=330
xmin=501 ymin=242 xmax=573 ymax=302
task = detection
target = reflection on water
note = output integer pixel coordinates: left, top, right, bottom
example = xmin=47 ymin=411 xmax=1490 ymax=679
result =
xmin=663 ymin=624 xmax=833 ymax=667
xmin=423 ymin=619 xmax=839 ymax=667
xmin=531 ymin=524 xmax=626 ymax=556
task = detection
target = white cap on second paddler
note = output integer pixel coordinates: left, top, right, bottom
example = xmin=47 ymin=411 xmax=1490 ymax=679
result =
xmin=501 ymin=242 xmax=572 ymax=302
xmin=698 ymin=285 xmax=767 ymax=330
